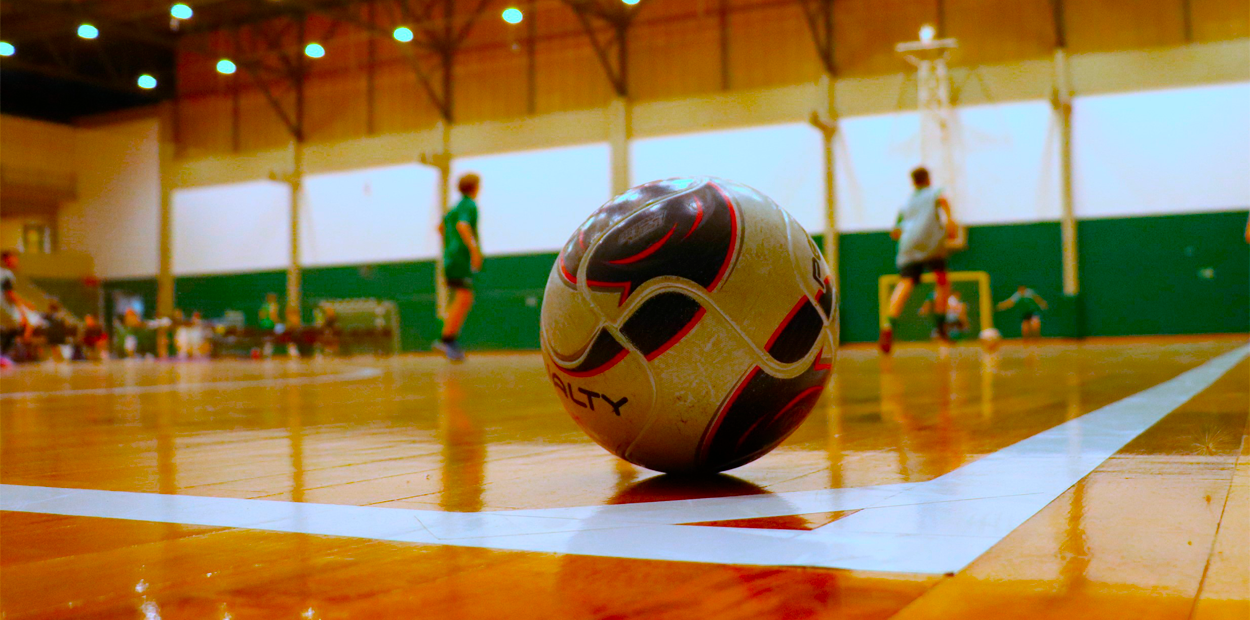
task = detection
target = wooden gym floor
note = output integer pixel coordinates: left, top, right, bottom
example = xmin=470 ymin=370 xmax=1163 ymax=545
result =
xmin=2 ymin=336 xmax=1247 ymax=619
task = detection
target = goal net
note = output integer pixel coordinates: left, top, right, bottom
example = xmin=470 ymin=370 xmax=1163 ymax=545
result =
xmin=878 ymin=271 xmax=993 ymax=342
xmin=317 ymin=298 xmax=401 ymax=356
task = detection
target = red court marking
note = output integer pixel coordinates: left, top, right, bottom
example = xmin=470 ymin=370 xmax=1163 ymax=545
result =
xmin=765 ymin=296 xmax=809 ymax=351
xmin=645 ymin=308 xmax=706 ymax=361
xmin=707 ymin=183 xmax=739 ymax=292
xmin=684 ymin=510 xmax=860 ymax=531
xmin=609 ymin=223 xmax=678 ymax=265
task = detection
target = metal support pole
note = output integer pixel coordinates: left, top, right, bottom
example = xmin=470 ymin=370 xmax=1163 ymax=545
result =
xmin=719 ymin=0 xmax=730 ymax=90
xmin=366 ymin=0 xmax=377 ymax=135
xmin=287 ymin=18 xmax=306 ymax=324
xmin=1055 ymin=49 xmax=1078 ymax=296
xmin=231 ymin=71 xmax=241 ymax=152
xmin=811 ymin=73 xmax=839 ymax=295
xmin=526 ymin=0 xmax=538 ymax=114
xmin=156 ymin=102 xmax=177 ymax=358
xmin=288 ymin=140 xmax=304 ymax=321
xmin=608 ymin=96 xmax=632 ymax=194
xmin=431 ymin=120 xmax=453 ymax=318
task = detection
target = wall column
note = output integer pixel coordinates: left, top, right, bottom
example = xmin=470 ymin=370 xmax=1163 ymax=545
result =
xmin=286 ymin=140 xmax=304 ymax=321
xmin=156 ymin=103 xmax=177 ymax=358
xmin=608 ymin=97 xmax=632 ymax=195
xmin=812 ymin=73 xmax=840 ymax=295
xmin=427 ymin=120 xmax=453 ymax=317
xmin=1055 ymin=48 xmax=1078 ymax=297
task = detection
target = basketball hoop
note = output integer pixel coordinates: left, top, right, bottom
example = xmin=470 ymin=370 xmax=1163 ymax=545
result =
xmin=897 ymin=26 xmax=966 ymax=250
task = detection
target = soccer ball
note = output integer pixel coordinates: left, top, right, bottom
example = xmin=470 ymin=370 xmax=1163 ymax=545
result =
xmin=979 ymin=327 xmax=1002 ymax=351
xmin=540 ymin=178 xmax=838 ymax=474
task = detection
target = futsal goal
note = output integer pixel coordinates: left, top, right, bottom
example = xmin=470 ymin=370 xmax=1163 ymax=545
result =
xmin=878 ymin=271 xmax=993 ymax=342
xmin=317 ymin=298 xmax=402 ymax=356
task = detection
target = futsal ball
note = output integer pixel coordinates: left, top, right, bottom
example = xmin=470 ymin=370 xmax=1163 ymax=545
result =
xmin=540 ymin=178 xmax=838 ymax=474
xmin=979 ymin=328 xmax=1002 ymax=351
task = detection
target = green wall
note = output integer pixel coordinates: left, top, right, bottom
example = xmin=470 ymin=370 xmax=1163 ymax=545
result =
xmin=1079 ymin=210 xmax=1249 ymax=337
xmin=100 ymin=210 xmax=1248 ymax=351
xmin=30 ymin=277 xmax=101 ymax=319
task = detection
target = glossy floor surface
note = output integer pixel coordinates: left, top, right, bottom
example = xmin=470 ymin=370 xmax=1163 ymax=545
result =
xmin=2 ymin=337 xmax=1247 ymax=619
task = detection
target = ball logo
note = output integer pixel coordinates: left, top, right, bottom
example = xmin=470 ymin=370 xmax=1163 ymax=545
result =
xmin=550 ymin=370 xmax=629 ymax=416
xmin=619 ymin=212 xmax=667 ymax=245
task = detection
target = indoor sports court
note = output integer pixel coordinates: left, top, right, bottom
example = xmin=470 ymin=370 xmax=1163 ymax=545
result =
xmin=1 ymin=0 xmax=1247 ymax=618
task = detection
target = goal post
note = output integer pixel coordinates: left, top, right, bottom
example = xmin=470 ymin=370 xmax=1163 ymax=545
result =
xmin=878 ymin=271 xmax=993 ymax=340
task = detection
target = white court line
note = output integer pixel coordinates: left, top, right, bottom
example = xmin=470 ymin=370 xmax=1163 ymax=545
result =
xmin=0 ymin=366 xmax=382 ymax=399
xmin=1 ymin=344 xmax=1245 ymax=574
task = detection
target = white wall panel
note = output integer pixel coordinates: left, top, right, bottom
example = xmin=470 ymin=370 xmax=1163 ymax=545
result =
xmin=835 ymin=112 xmax=920 ymax=232
xmin=1074 ymin=82 xmax=1250 ymax=218
xmin=172 ymin=181 xmax=290 ymax=275
xmin=631 ymin=124 xmax=824 ymax=233
xmin=452 ymin=143 xmax=612 ymax=256
xmin=836 ymin=101 xmax=1059 ymax=232
xmin=58 ymin=119 xmax=161 ymax=278
xmin=301 ymin=164 xmax=440 ymax=266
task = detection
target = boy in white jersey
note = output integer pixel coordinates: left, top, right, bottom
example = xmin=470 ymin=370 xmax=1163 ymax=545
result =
xmin=879 ymin=167 xmax=960 ymax=354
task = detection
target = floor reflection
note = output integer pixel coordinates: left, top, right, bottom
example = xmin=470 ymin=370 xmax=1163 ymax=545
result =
xmin=438 ymin=366 xmax=485 ymax=513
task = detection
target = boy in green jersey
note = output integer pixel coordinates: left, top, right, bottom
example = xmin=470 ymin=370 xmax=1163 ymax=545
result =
xmin=996 ymin=286 xmax=1049 ymax=340
xmin=434 ymin=173 xmax=483 ymax=362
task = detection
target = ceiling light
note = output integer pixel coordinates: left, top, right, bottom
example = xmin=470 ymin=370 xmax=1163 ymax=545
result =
xmin=393 ymin=26 xmax=414 ymax=42
xmin=78 ymin=24 xmax=99 ymax=39
xmin=0 ymin=42 xmax=14 ymax=57
xmin=501 ymin=8 xmax=523 ymax=23
xmin=919 ymin=24 xmax=936 ymax=43
xmin=138 ymin=74 xmax=157 ymax=89
xmin=304 ymin=42 xmax=324 ymax=58
xmin=171 ymin=4 xmax=193 ymax=19
xmin=216 ymin=59 xmax=237 ymax=74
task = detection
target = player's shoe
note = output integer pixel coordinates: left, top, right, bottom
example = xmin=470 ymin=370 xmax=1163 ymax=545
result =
xmin=433 ymin=340 xmax=466 ymax=362
xmin=878 ymin=328 xmax=893 ymax=354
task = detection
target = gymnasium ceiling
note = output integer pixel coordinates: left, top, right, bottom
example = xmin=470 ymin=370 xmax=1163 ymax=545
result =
xmin=0 ymin=0 xmax=368 ymax=121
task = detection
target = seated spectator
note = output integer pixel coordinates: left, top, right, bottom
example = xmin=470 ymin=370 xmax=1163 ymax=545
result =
xmin=259 ymin=293 xmax=280 ymax=357
xmin=2 ymin=250 xmax=34 ymax=363
xmin=173 ymin=309 xmax=191 ymax=358
xmin=43 ymin=301 xmax=73 ymax=362
xmin=189 ymin=311 xmax=210 ymax=358
xmin=81 ymin=314 xmax=107 ymax=360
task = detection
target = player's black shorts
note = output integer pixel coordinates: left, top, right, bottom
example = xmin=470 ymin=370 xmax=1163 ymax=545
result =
xmin=1021 ymin=311 xmax=1037 ymax=321
xmin=446 ymin=277 xmax=473 ymax=291
xmin=898 ymin=258 xmax=947 ymax=283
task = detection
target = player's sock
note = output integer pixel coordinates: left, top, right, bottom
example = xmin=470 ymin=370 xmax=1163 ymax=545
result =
xmin=441 ymin=335 xmax=455 ymax=345
xmin=879 ymin=317 xmax=895 ymax=354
